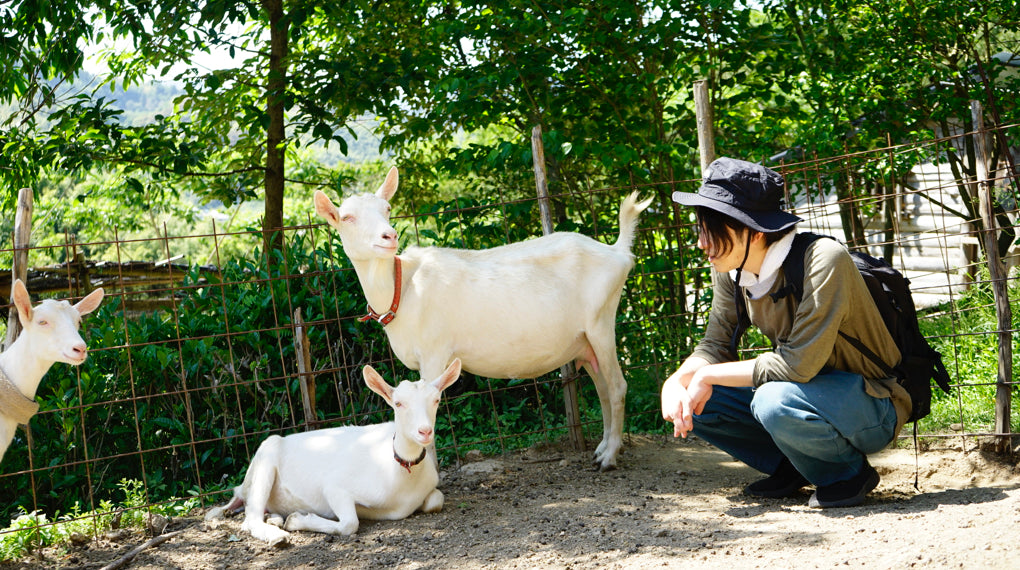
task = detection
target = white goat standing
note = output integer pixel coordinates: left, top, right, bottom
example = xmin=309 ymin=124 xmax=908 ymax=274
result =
xmin=205 ymin=358 xmax=461 ymax=545
xmin=313 ymin=168 xmax=651 ymax=470
xmin=0 ymin=279 xmax=105 ymax=465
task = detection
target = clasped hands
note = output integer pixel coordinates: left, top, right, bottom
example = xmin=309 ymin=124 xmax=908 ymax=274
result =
xmin=660 ymin=357 xmax=713 ymax=439
xmin=661 ymin=357 xmax=755 ymax=438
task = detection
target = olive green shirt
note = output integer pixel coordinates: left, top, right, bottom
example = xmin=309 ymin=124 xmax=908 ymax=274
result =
xmin=692 ymin=237 xmax=913 ymax=435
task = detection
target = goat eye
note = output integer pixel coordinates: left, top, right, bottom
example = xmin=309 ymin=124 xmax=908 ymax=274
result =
xmin=37 ymin=320 xmax=48 ymax=326
xmin=340 ymin=214 xmax=355 ymax=223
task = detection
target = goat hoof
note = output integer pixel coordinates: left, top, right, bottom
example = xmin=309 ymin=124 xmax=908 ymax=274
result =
xmin=283 ymin=513 xmax=301 ymax=531
xmin=591 ymin=455 xmax=618 ymax=471
xmin=267 ymin=514 xmax=285 ymax=528
xmin=269 ymin=536 xmax=289 ymax=548
xmin=592 ymin=449 xmax=619 ymax=472
xmin=244 ymin=523 xmax=290 ymax=546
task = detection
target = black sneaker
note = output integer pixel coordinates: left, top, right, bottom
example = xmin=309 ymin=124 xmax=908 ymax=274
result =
xmin=744 ymin=458 xmax=810 ymax=498
xmin=808 ymin=462 xmax=880 ymax=508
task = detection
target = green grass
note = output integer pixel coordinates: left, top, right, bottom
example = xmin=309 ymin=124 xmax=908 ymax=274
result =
xmin=920 ymin=280 xmax=1020 ymax=435
xmin=0 ymin=479 xmax=199 ymax=562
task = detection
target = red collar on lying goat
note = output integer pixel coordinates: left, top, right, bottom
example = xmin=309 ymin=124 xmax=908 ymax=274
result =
xmin=392 ymin=435 xmax=428 ymax=473
xmin=358 ymin=256 xmax=402 ymax=326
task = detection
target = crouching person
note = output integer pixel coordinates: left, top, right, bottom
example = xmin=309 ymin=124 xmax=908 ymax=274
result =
xmin=661 ymin=157 xmax=911 ymax=508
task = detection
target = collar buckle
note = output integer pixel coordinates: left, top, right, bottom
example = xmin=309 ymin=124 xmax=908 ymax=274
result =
xmin=372 ymin=310 xmax=396 ymax=325
xmin=358 ymin=257 xmax=402 ymax=327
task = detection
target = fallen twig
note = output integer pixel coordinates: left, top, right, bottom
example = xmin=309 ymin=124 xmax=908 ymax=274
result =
xmin=520 ymin=454 xmax=565 ymax=464
xmin=99 ymin=529 xmax=186 ymax=570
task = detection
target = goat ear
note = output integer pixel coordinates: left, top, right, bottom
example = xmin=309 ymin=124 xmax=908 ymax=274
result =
xmin=74 ymin=288 xmax=105 ymax=316
xmin=363 ymin=365 xmax=394 ymax=405
xmin=376 ymin=167 xmax=399 ymax=202
xmin=432 ymin=358 xmax=462 ymax=393
xmin=313 ymin=190 xmax=341 ymax=226
xmin=12 ymin=279 xmax=33 ymax=326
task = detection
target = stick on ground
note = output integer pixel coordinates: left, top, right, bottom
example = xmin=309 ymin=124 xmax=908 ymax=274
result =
xmin=100 ymin=529 xmax=185 ymax=570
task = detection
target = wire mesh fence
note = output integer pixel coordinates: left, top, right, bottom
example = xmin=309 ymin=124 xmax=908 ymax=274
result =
xmin=0 ymin=124 xmax=1017 ymax=539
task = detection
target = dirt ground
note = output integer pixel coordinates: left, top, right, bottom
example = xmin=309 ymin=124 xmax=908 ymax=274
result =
xmin=5 ymin=433 xmax=1019 ymax=570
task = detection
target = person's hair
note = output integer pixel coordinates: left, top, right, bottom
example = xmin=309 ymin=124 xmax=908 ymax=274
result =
xmin=696 ymin=206 xmax=796 ymax=256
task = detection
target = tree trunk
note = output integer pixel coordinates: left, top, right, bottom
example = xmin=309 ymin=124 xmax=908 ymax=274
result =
xmin=262 ymin=0 xmax=289 ymax=257
xmin=835 ymin=166 xmax=865 ymax=248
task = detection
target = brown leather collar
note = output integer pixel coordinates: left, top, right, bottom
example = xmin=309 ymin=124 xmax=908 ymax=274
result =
xmin=393 ymin=436 xmax=427 ymax=473
xmin=358 ymin=256 xmax=401 ymax=326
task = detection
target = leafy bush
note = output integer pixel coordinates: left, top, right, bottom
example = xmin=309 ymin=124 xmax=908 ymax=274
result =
xmin=0 ymin=511 xmax=58 ymax=561
xmin=0 ymin=479 xmax=199 ymax=562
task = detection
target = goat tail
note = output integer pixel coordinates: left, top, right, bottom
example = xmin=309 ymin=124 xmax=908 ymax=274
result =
xmin=204 ymin=488 xmax=245 ymax=521
xmin=614 ymin=191 xmax=653 ymax=252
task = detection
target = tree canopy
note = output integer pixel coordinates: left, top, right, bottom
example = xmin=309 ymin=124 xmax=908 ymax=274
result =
xmin=1 ymin=0 xmax=1017 ymax=252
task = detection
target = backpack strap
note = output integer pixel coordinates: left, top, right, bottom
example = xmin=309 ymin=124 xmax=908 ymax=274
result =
xmin=777 ymin=233 xmax=897 ymax=375
xmin=728 ymin=232 xmax=824 ymax=360
xmin=932 ymin=357 xmax=952 ymax=393
xmin=729 ymin=279 xmax=750 ymax=361
xmin=770 ymin=232 xmax=826 ymax=303
xmin=837 ymin=330 xmax=896 ymax=377
xmin=729 ymin=230 xmax=901 ymax=376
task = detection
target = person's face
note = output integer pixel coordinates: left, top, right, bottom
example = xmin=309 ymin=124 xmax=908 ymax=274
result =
xmin=698 ymin=225 xmax=749 ymax=273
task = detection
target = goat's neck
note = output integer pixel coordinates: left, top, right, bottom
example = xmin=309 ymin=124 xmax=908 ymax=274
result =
xmin=392 ymin=429 xmax=426 ymax=470
xmin=352 ymin=256 xmax=403 ymax=315
xmin=0 ymin=336 xmax=54 ymax=400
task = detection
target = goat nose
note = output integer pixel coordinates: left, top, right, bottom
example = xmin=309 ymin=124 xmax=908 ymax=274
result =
xmin=382 ymin=230 xmax=397 ymax=242
xmin=418 ymin=427 xmax=433 ymax=439
xmin=72 ymin=343 xmax=87 ymax=357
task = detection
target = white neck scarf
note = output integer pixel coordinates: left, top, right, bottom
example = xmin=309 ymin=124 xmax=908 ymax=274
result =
xmin=730 ymin=230 xmax=799 ymax=300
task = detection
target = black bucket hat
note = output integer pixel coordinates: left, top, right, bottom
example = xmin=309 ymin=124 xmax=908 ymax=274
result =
xmin=672 ymin=157 xmax=802 ymax=232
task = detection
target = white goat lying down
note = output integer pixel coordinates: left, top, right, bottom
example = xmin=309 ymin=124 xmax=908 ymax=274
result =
xmin=314 ymin=168 xmax=651 ymax=470
xmin=205 ymin=359 xmax=461 ymax=545
xmin=0 ymin=280 xmax=105 ymax=465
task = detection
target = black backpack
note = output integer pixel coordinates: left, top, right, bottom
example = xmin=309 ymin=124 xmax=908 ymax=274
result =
xmin=730 ymin=232 xmax=952 ymax=423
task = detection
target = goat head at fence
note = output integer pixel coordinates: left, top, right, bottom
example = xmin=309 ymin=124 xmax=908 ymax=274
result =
xmin=0 ymin=280 xmax=105 ymax=465
xmin=313 ymin=167 xmax=651 ymax=471
xmin=204 ymin=358 xmax=461 ymax=545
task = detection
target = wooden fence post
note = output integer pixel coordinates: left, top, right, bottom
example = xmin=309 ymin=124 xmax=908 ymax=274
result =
xmin=531 ymin=124 xmax=586 ymax=453
xmin=970 ymin=101 xmax=1013 ymax=451
xmin=5 ymin=188 xmax=34 ymax=351
xmin=293 ymin=308 xmax=317 ymax=430
xmin=694 ymin=80 xmax=716 ymax=173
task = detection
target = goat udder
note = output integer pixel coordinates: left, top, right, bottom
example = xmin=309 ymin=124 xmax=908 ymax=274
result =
xmin=225 ymin=496 xmax=246 ymax=513
xmin=575 ymin=345 xmax=600 ymax=375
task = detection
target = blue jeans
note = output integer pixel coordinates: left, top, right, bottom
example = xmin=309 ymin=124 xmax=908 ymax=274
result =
xmin=692 ymin=368 xmax=897 ymax=487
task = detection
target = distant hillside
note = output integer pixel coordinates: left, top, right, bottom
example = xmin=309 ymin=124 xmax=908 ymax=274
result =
xmin=4 ymin=71 xmax=385 ymax=163
xmin=82 ymin=72 xmax=181 ymax=125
